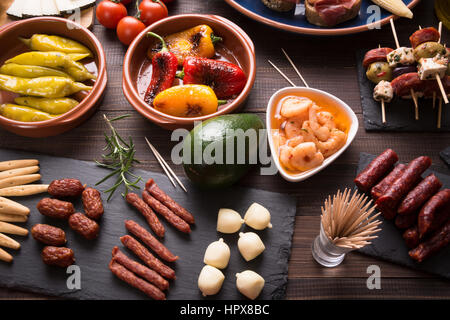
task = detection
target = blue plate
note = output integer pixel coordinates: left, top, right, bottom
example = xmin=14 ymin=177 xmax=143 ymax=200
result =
xmin=224 ymin=0 xmax=420 ymax=35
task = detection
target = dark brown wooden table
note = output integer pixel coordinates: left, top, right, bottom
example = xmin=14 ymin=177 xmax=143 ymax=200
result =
xmin=1 ymin=0 xmax=449 ymax=300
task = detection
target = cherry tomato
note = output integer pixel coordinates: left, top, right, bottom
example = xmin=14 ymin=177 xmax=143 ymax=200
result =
xmin=138 ymin=0 xmax=168 ymax=26
xmin=96 ymin=1 xmax=127 ymax=29
xmin=116 ymin=16 xmax=146 ymax=45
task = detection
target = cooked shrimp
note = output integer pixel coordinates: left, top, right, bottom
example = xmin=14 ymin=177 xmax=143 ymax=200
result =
xmin=272 ymin=130 xmax=286 ymax=150
xmin=303 ymin=120 xmax=330 ymax=142
xmin=286 ymin=136 xmax=304 ymax=147
xmin=280 ymin=96 xmax=312 ymax=120
xmin=290 ymin=142 xmax=324 ymax=171
xmin=284 ymin=118 xmax=304 ymax=139
xmin=316 ymin=129 xmax=347 ymax=158
xmin=279 ymin=145 xmax=297 ymax=171
xmin=317 ymin=111 xmax=336 ymax=130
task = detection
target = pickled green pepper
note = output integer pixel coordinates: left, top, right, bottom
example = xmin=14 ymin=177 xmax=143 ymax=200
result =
xmin=14 ymin=97 xmax=78 ymax=114
xmin=20 ymin=34 xmax=93 ymax=57
xmin=0 ymin=104 xmax=56 ymax=122
xmin=0 ymin=63 xmax=72 ymax=79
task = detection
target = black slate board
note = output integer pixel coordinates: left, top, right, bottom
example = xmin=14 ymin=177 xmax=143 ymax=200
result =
xmin=356 ymin=153 xmax=450 ymax=279
xmin=356 ymin=51 xmax=450 ymax=132
xmin=0 ymin=149 xmax=296 ymax=300
xmin=440 ymin=146 xmax=450 ymax=168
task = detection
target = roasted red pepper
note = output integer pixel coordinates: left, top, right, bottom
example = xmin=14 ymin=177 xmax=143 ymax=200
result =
xmin=144 ymin=32 xmax=178 ymax=105
xmin=179 ymin=57 xmax=247 ymax=99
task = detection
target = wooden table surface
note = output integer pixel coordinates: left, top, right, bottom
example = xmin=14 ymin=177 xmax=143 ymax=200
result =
xmin=0 ymin=0 xmax=449 ymax=300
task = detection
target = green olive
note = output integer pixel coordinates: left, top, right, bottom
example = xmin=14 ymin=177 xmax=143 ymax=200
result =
xmin=366 ymin=62 xmax=392 ymax=84
xmin=414 ymin=42 xmax=447 ymax=61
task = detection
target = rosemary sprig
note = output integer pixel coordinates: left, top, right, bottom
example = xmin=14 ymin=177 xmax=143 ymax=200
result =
xmin=95 ymin=114 xmax=142 ymax=201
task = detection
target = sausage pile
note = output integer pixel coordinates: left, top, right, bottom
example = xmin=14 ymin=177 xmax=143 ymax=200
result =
xmin=109 ymin=178 xmax=192 ymax=300
xmin=355 ymin=149 xmax=450 ymax=262
xmin=33 ymin=179 xmax=104 ymax=267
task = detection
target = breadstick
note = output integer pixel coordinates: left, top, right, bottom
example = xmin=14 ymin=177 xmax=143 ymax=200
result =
xmin=0 ymin=232 xmax=20 ymax=249
xmin=0 ymin=184 xmax=49 ymax=197
xmin=0 ymin=174 xmax=41 ymax=189
xmin=0 ymin=166 xmax=39 ymax=180
xmin=0 ymin=221 xmax=28 ymax=236
xmin=0 ymin=213 xmax=28 ymax=223
xmin=0 ymin=159 xmax=39 ymax=171
xmin=0 ymin=247 xmax=12 ymax=263
xmin=0 ymin=197 xmax=30 ymax=216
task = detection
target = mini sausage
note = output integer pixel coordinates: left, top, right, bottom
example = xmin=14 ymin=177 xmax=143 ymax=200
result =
xmin=362 ymin=47 xmax=394 ymax=69
xmin=397 ymin=173 xmax=442 ymax=215
xmin=31 ymin=224 xmax=66 ymax=246
xmin=109 ymin=259 xmax=166 ymax=300
xmin=376 ymin=156 xmax=432 ymax=220
xmin=371 ymin=164 xmax=406 ymax=201
xmin=395 ymin=212 xmax=418 ymax=230
xmin=48 ymin=179 xmax=84 ymax=198
xmin=37 ymin=198 xmax=74 ymax=219
xmin=409 ymin=27 xmax=440 ymax=49
xmin=82 ymin=187 xmax=104 ymax=220
xmin=68 ymin=213 xmax=99 ymax=240
xmin=41 ymin=246 xmax=75 ymax=267
xmin=126 ymin=193 xmax=164 ymax=238
xmin=354 ymin=149 xmax=399 ymax=192
xmin=418 ymin=189 xmax=450 ymax=237
xmin=409 ymin=220 xmax=450 ymax=262
xmin=403 ymin=226 xmax=420 ymax=249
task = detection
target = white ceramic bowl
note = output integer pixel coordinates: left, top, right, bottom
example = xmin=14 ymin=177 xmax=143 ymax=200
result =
xmin=266 ymin=87 xmax=359 ymax=182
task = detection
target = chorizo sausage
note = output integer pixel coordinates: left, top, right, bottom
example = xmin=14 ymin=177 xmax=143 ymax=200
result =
xmin=145 ymin=179 xmax=195 ymax=224
xmin=112 ymin=246 xmax=169 ymax=291
xmin=418 ymin=189 xmax=450 ymax=237
xmin=409 ymin=220 xmax=450 ymax=262
xmin=125 ymin=220 xmax=179 ymax=262
xmin=403 ymin=226 xmax=420 ymax=249
xmin=126 ymin=193 xmax=164 ymax=238
xmin=31 ymin=224 xmax=66 ymax=246
xmin=68 ymin=213 xmax=99 ymax=240
xmin=120 ymin=235 xmax=175 ymax=280
xmin=376 ymin=156 xmax=431 ymax=220
xmin=48 ymin=179 xmax=84 ymax=198
xmin=391 ymin=73 xmax=424 ymax=97
xmin=395 ymin=212 xmax=418 ymax=230
xmin=397 ymin=173 xmax=442 ymax=215
xmin=37 ymin=198 xmax=74 ymax=219
xmin=354 ymin=149 xmax=399 ymax=192
xmin=142 ymin=190 xmax=191 ymax=234
xmin=409 ymin=27 xmax=440 ymax=48
xmin=371 ymin=164 xmax=406 ymax=201
xmin=82 ymin=187 xmax=104 ymax=220
xmin=41 ymin=246 xmax=74 ymax=267
xmin=109 ymin=259 xmax=166 ymax=300
xmin=362 ymin=48 xmax=394 ymax=69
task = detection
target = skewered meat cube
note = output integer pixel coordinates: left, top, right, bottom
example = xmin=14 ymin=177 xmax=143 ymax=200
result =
xmin=386 ymin=47 xmax=415 ymax=67
xmin=418 ymin=56 xmax=448 ymax=80
xmin=373 ymin=80 xmax=394 ymax=103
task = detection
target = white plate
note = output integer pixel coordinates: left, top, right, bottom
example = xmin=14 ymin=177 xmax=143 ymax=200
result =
xmin=266 ymin=87 xmax=359 ymax=182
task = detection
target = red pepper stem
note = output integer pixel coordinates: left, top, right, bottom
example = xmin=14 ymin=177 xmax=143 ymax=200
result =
xmin=218 ymin=100 xmax=227 ymax=105
xmin=211 ymin=34 xmax=223 ymax=45
xmin=147 ymin=32 xmax=168 ymax=52
xmin=176 ymin=70 xmax=185 ymax=79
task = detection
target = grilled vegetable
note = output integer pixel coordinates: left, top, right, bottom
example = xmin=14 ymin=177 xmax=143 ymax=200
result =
xmin=0 ymin=104 xmax=56 ymax=122
xmin=370 ymin=0 xmax=413 ymax=18
xmin=0 ymin=63 xmax=72 ymax=79
xmin=20 ymin=34 xmax=93 ymax=57
xmin=14 ymin=97 xmax=78 ymax=115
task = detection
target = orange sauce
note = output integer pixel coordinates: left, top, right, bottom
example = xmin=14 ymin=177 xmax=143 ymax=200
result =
xmin=271 ymin=92 xmax=352 ymax=175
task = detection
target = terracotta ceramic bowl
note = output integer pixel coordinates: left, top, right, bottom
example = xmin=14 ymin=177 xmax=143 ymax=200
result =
xmin=123 ymin=14 xmax=256 ymax=130
xmin=0 ymin=17 xmax=107 ymax=138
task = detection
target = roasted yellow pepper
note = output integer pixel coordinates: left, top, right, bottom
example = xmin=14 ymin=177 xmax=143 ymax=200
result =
xmin=0 ymin=75 xmax=92 ymax=98
xmin=153 ymin=85 xmax=220 ymax=117
xmin=14 ymin=97 xmax=78 ymax=114
xmin=20 ymin=34 xmax=93 ymax=57
xmin=0 ymin=104 xmax=56 ymax=122
xmin=148 ymin=25 xmax=222 ymax=66
xmin=5 ymin=51 xmax=96 ymax=82
xmin=0 ymin=63 xmax=72 ymax=79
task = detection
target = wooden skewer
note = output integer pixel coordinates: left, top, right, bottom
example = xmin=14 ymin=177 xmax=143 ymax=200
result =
xmin=438 ymin=21 xmax=442 ymax=43
xmin=281 ymin=48 xmax=309 ymax=87
xmin=268 ymin=60 xmax=296 ymax=87
xmin=437 ymin=97 xmax=443 ymax=129
xmin=381 ymin=99 xmax=387 ymax=123
xmin=435 ymin=74 xmax=449 ymax=104
xmin=390 ymin=19 xmax=400 ymax=49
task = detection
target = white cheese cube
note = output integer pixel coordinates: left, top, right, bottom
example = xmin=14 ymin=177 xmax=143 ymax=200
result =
xmin=418 ymin=56 xmax=448 ymax=80
xmin=373 ymin=80 xmax=394 ymax=103
xmin=387 ymin=47 xmax=415 ymax=67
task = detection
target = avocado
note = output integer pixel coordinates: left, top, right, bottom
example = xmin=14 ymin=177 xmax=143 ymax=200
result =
xmin=182 ymin=114 xmax=265 ymax=189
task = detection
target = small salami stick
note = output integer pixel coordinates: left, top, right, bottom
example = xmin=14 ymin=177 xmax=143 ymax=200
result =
xmin=354 ymin=149 xmax=399 ymax=192
xmin=409 ymin=220 xmax=450 ymax=262
xmin=109 ymin=259 xmax=166 ymax=300
xmin=371 ymin=164 xmax=406 ymax=201
xmin=403 ymin=226 xmax=420 ymax=249
xmin=112 ymin=246 xmax=169 ymax=291
xmin=395 ymin=211 xmax=418 ymax=230
xmin=418 ymin=189 xmax=450 ymax=237
xmin=120 ymin=235 xmax=175 ymax=280
xmin=397 ymin=174 xmax=442 ymax=216
xmin=125 ymin=220 xmax=179 ymax=262
xmin=126 ymin=193 xmax=164 ymax=238
xmin=142 ymin=191 xmax=191 ymax=234
xmin=82 ymin=187 xmax=104 ymax=220
xmin=145 ymin=178 xmax=195 ymax=224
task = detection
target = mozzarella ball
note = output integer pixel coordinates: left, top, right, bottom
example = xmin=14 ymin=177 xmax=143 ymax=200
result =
xmin=244 ymin=203 xmax=272 ymax=230
xmin=198 ymin=265 xmax=225 ymax=297
xmin=236 ymin=270 xmax=265 ymax=300
xmin=217 ymin=208 xmax=244 ymax=234
xmin=238 ymin=232 xmax=265 ymax=261
xmin=203 ymin=238 xmax=231 ymax=269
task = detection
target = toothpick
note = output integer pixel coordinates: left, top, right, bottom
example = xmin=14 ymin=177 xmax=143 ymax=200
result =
xmin=438 ymin=21 xmax=442 ymax=44
xmin=281 ymin=48 xmax=309 ymax=88
xmin=390 ymin=19 xmax=400 ymax=49
xmin=411 ymin=89 xmax=419 ymax=120
xmin=381 ymin=100 xmax=386 ymax=123
xmin=268 ymin=60 xmax=296 ymax=87
xmin=435 ymin=74 xmax=449 ymax=104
